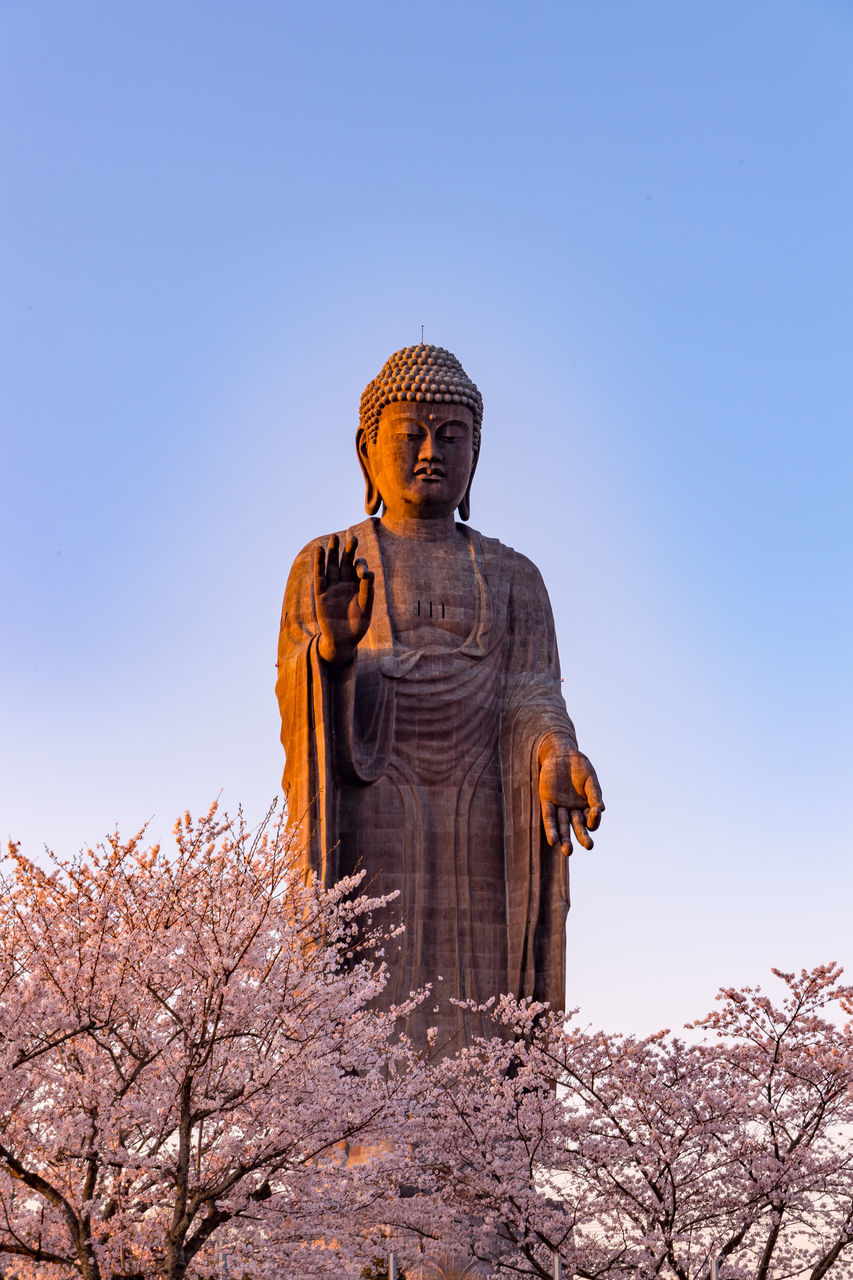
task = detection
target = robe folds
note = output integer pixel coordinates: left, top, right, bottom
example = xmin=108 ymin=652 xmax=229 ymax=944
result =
xmin=276 ymin=517 xmax=578 ymax=1047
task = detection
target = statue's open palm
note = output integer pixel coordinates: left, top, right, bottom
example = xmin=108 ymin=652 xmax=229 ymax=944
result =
xmin=315 ymin=533 xmax=374 ymax=665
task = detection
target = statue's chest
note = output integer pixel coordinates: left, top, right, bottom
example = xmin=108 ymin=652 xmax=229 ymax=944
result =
xmin=382 ymin=540 xmax=477 ymax=644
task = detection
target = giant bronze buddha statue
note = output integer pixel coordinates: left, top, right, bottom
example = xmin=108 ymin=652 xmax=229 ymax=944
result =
xmin=276 ymin=345 xmax=603 ymax=1049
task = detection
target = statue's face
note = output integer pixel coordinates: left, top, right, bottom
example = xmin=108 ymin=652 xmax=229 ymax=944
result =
xmin=365 ymin=401 xmax=476 ymax=519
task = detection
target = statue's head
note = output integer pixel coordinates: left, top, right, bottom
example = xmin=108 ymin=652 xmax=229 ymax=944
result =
xmin=357 ymin=345 xmax=483 ymax=521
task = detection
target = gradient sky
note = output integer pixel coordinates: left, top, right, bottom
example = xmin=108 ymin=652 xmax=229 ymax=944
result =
xmin=2 ymin=1 xmax=851 ymax=1035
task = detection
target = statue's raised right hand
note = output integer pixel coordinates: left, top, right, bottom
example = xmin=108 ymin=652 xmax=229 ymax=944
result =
xmin=315 ymin=533 xmax=374 ymax=666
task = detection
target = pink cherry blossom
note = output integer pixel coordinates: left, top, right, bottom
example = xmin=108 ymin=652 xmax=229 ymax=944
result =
xmin=0 ymin=803 xmax=418 ymax=1280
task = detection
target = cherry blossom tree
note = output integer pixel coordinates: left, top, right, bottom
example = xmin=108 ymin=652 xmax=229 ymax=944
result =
xmin=371 ymin=968 xmax=853 ymax=1280
xmin=692 ymin=963 xmax=853 ymax=1280
xmin=2 ymin=804 xmax=852 ymax=1280
xmin=0 ymin=804 xmax=416 ymax=1280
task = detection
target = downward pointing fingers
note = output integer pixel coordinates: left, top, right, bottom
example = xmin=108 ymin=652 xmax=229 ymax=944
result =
xmin=582 ymin=770 xmax=605 ymax=824
xmin=570 ymin=808 xmax=594 ymax=851
xmin=557 ymin=808 xmax=574 ymax=857
xmin=542 ymin=800 xmax=559 ymax=849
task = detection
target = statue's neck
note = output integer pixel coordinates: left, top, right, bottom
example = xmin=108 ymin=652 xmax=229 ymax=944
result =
xmin=379 ymin=512 xmax=460 ymax=543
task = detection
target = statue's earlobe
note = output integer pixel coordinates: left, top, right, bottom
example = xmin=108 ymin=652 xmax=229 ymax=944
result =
xmin=458 ymin=454 xmax=478 ymax=522
xmin=356 ymin=427 xmax=382 ymax=516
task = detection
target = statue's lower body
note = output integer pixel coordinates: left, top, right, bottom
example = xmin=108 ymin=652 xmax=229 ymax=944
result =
xmin=337 ymin=658 xmax=507 ymax=1049
xmin=338 ymin=743 xmax=506 ymax=1049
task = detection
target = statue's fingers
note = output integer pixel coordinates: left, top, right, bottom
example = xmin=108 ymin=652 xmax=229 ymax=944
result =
xmin=570 ymin=808 xmax=594 ymax=851
xmin=556 ymin=807 xmax=573 ymax=857
xmin=326 ymin=534 xmax=340 ymax=579
xmin=583 ymin=769 xmax=604 ymax=814
xmin=356 ymin=562 xmax=374 ymax=614
xmin=542 ymin=800 xmax=560 ymax=848
xmin=341 ymin=534 xmax=358 ymax=574
xmin=314 ymin=544 xmax=327 ymax=594
xmin=586 ymin=803 xmax=603 ymax=831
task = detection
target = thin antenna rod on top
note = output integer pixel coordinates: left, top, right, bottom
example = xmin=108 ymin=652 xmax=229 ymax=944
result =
xmin=421 ymin=324 xmax=424 ymax=344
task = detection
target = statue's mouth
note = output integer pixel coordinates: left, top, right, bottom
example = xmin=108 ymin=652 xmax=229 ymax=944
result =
xmin=414 ymin=466 xmax=446 ymax=480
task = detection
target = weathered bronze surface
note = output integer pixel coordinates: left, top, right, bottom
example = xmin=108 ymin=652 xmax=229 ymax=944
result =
xmin=276 ymin=346 xmax=603 ymax=1049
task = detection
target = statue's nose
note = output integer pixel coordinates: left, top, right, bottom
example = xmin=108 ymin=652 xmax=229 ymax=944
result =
xmin=419 ymin=429 xmax=443 ymax=460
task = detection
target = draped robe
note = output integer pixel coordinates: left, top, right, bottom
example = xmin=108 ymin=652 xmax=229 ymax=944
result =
xmin=276 ymin=517 xmax=578 ymax=1047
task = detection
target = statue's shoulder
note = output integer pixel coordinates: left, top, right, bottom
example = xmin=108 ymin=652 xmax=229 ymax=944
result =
xmin=465 ymin=526 xmax=544 ymax=584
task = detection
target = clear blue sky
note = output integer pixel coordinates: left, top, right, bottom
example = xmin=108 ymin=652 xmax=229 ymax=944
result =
xmin=2 ymin=1 xmax=851 ymax=1033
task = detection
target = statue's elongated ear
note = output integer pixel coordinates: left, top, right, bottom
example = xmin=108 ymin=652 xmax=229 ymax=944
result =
xmin=356 ymin=427 xmax=382 ymax=516
xmin=458 ymin=453 xmax=479 ymax=522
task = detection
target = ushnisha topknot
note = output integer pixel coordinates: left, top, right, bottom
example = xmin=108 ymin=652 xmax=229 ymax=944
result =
xmin=359 ymin=344 xmax=483 ymax=450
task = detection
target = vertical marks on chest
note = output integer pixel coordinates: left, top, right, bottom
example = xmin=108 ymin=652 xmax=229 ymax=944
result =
xmin=416 ymin=601 xmax=446 ymax=619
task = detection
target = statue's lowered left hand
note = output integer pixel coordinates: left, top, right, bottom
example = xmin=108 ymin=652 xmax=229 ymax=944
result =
xmin=538 ymin=736 xmax=604 ymax=856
